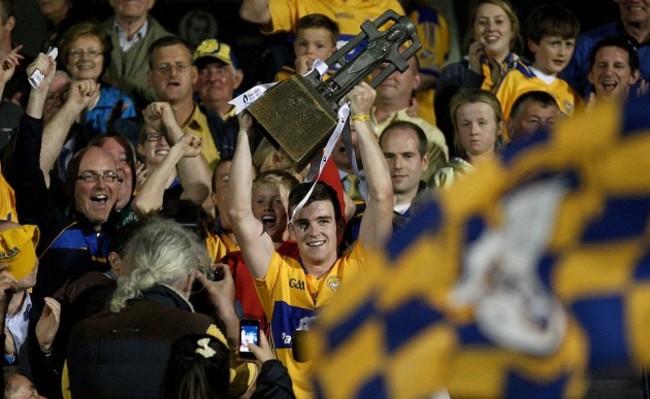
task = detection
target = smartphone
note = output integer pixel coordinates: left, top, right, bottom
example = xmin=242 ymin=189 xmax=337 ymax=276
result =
xmin=239 ymin=319 xmax=260 ymax=360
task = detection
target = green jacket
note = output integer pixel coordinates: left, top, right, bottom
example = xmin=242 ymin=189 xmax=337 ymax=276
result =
xmin=102 ymin=16 xmax=172 ymax=108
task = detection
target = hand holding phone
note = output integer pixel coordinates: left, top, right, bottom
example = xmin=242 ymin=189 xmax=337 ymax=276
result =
xmin=239 ymin=319 xmax=260 ymax=360
xmin=29 ymin=46 xmax=57 ymax=90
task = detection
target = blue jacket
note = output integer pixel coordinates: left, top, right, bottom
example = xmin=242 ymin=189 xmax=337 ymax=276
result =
xmin=84 ymin=85 xmax=137 ymax=137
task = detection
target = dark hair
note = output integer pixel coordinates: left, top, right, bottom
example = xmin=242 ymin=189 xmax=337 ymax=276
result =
xmin=289 ymin=181 xmax=342 ymax=224
xmin=295 ymin=13 xmax=340 ymax=48
xmin=59 ymin=21 xmax=114 ymax=78
xmin=510 ymin=90 xmax=560 ymax=122
xmin=158 ymin=199 xmax=213 ymax=241
xmin=589 ymin=35 xmax=640 ymax=73
xmin=4 ymin=365 xmax=29 ymax=397
xmin=379 ymin=120 xmax=428 ymax=157
xmin=162 ymin=334 xmax=230 ymax=399
xmin=109 ymin=219 xmax=146 ymax=256
xmin=525 ymin=4 xmax=580 ymax=44
xmin=0 ymin=0 xmax=14 ymax=23
xmin=148 ymin=36 xmax=193 ymax=69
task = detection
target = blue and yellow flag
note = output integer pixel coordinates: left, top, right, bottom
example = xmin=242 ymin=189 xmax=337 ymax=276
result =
xmin=312 ymin=95 xmax=650 ymax=398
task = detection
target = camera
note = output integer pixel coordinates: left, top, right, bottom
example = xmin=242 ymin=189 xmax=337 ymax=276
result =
xmin=201 ymin=264 xmax=225 ymax=281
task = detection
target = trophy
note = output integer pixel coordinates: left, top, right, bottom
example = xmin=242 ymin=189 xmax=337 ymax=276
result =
xmin=246 ymin=9 xmax=421 ymax=169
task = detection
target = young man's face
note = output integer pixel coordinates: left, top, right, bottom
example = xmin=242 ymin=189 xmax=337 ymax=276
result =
xmin=148 ymin=43 xmax=198 ymax=104
xmin=529 ymin=35 xmax=575 ymax=76
xmin=252 ymin=183 xmax=291 ymax=243
xmin=588 ymin=45 xmax=639 ymax=102
xmin=380 ymin=127 xmax=428 ymax=203
xmin=290 ymin=200 xmax=339 ymax=267
xmin=293 ymin=27 xmax=337 ymax=69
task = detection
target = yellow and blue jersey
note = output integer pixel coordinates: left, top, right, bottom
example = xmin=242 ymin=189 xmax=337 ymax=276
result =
xmin=256 ymin=242 xmax=366 ymax=399
xmin=496 ymin=63 xmax=583 ymax=124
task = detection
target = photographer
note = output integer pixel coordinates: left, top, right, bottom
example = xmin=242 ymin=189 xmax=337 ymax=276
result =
xmin=64 ymin=217 xmax=256 ymax=399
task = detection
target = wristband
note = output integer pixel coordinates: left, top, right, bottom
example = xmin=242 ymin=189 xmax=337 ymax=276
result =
xmin=351 ymin=114 xmax=370 ymax=122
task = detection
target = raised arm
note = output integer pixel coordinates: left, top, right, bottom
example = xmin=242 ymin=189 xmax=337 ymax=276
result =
xmin=0 ymin=47 xmax=23 ymax=103
xmin=159 ymin=102 xmax=212 ymax=211
xmin=133 ymin=102 xmax=212 ymax=215
xmin=227 ymin=113 xmax=275 ymax=279
xmin=239 ymin=0 xmax=272 ymax=28
xmin=25 ymin=53 xmax=56 ymax=119
xmin=39 ymin=79 xmax=99 ymax=187
xmin=347 ymin=83 xmax=393 ymax=250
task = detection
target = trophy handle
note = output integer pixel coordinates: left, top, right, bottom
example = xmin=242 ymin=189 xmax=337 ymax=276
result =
xmin=307 ymin=9 xmax=422 ymax=106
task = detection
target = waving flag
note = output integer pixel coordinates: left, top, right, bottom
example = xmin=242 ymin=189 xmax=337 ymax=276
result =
xmin=312 ymin=95 xmax=650 ymax=398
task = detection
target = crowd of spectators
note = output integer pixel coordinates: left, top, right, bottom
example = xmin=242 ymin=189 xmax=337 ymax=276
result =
xmin=0 ymin=0 xmax=649 ymax=398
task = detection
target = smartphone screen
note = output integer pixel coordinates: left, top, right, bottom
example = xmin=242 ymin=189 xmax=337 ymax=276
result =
xmin=239 ymin=319 xmax=260 ymax=359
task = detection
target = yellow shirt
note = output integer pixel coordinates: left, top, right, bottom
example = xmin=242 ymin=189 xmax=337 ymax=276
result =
xmin=206 ymin=231 xmax=239 ymax=262
xmin=496 ymin=65 xmax=582 ymax=125
xmin=182 ymin=105 xmax=221 ymax=170
xmin=0 ymin=166 xmax=17 ymax=222
xmin=255 ymin=242 xmax=366 ymax=399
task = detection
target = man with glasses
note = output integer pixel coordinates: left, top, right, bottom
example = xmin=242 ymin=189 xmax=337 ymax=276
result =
xmin=4 ymin=53 xmax=121 ymax=344
xmin=148 ymin=36 xmax=233 ymax=169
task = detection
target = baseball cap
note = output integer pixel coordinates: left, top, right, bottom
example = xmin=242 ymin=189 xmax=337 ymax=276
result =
xmin=0 ymin=224 xmax=40 ymax=280
xmin=193 ymin=39 xmax=239 ymax=69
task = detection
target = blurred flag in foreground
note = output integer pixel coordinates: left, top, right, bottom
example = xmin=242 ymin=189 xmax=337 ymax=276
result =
xmin=312 ymin=95 xmax=650 ymax=398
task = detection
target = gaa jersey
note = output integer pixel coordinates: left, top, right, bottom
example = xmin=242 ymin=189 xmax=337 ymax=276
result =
xmin=255 ymin=242 xmax=366 ymax=399
xmin=495 ymin=63 xmax=583 ymax=124
xmin=0 ymin=166 xmax=17 ymax=222
xmin=205 ymin=231 xmax=239 ymax=262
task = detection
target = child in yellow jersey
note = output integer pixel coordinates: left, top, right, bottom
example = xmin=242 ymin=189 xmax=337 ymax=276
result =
xmin=495 ymin=4 xmax=582 ymax=130
xmin=275 ymin=13 xmax=339 ymax=82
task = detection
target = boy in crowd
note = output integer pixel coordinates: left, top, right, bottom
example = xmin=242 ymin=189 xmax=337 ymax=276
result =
xmin=275 ymin=13 xmax=339 ymax=80
xmin=495 ymin=4 xmax=581 ymax=131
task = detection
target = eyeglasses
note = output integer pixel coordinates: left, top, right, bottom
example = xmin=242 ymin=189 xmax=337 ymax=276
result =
xmin=76 ymin=171 xmax=122 ymax=184
xmin=68 ymin=48 xmax=102 ymax=59
xmin=152 ymin=63 xmax=191 ymax=75
xmin=144 ymin=133 xmax=163 ymax=142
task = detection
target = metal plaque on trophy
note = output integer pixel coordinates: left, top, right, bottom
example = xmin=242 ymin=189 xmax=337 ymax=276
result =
xmin=246 ymin=9 xmax=422 ymax=169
